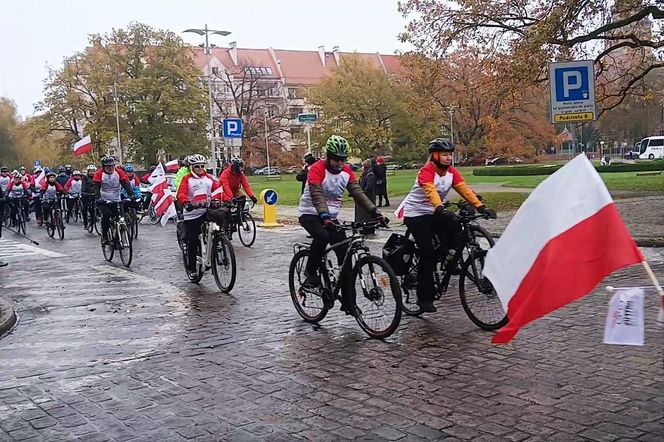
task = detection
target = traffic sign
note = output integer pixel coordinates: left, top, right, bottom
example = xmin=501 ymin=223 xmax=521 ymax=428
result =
xmin=223 ymin=118 xmax=243 ymax=138
xmin=549 ymin=60 xmax=596 ymax=124
xmin=34 ymin=160 xmax=42 ymax=168
xmin=263 ymin=189 xmax=278 ymax=206
xmin=297 ymin=113 xmax=317 ymax=124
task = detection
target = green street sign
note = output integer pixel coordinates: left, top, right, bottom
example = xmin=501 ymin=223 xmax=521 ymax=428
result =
xmin=298 ymin=113 xmax=317 ymax=123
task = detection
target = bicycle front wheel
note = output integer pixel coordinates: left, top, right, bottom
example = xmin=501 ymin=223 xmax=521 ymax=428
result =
xmin=211 ymin=234 xmax=236 ymax=293
xmin=147 ymin=201 xmax=161 ymax=225
xmin=18 ymin=211 xmax=26 ymax=235
xmin=237 ymin=212 xmax=256 ymax=247
xmin=94 ymin=208 xmax=102 ymax=236
xmin=352 ymin=255 xmax=402 ymax=339
xmin=459 ymin=250 xmax=508 ymax=331
xmin=54 ymin=211 xmax=65 ymax=240
xmin=288 ymin=249 xmax=328 ymax=323
xmin=102 ymin=226 xmax=115 ymax=262
xmin=117 ymin=223 xmax=133 ymax=267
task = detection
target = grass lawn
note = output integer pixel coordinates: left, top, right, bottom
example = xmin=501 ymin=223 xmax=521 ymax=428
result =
xmin=247 ymin=167 xmax=662 ymax=211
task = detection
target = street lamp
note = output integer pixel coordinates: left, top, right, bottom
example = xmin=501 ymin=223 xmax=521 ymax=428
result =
xmin=446 ymin=104 xmax=457 ymax=165
xmin=183 ymin=25 xmax=231 ymax=176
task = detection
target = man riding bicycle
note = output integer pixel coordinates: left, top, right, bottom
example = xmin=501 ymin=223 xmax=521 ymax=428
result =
xmin=93 ymin=156 xmax=137 ymax=245
xmin=6 ymin=173 xmax=30 ymax=225
xmin=40 ymin=172 xmax=65 ymax=227
xmin=298 ymin=135 xmax=387 ymax=314
xmin=400 ymin=138 xmax=496 ymax=313
xmin=81 ymin=165 xmax=97 ymax=229
xmin=64 ymin=170 xmax=84 ymax=221
xmin=219 ymin=157 xmax=257 ymax=205
xmin=176 ymin=154 xmax=223 ymax=279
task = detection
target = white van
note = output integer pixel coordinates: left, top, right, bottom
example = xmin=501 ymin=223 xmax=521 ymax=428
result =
xmin=637 ymin=136 xmax=664 ymax=159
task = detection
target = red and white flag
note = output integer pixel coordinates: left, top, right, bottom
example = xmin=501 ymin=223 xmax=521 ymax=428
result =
xmin=148 ymin=162 xmax=177 ymax=226
xmin=34 ymin=169 xmax=46 ymax=188
xmin=484 ymin=154 xmax=643 ymax=344
xmin=164 ymin=159 xmax=179 ymax=172
xmin=73 ymin=135 xmax=93 ymax=156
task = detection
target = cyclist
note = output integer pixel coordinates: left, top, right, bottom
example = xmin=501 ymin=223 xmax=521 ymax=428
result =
xmin=220 ymin=157 xmax=257 ymax=204
xmin=64 ymin=164 xmax=73 ymax=177
xmin=0 ymin=167 xmax=10 ymax=194
xmin=80 ymin=165 xmax=97 ymax=229
xmin=93 ymin=156 xmax=136 ymax=245
xmin=174 ymin=156 xmax=191 ymax=191
xmin=64 ymin=170 xmax=84 ymax=221
xmin=298 ymin=135 xmax=386 ymax=314
xmin=55 ymin=166 xmax=69 ymax=187
xmin=6 ymin=173 xmax=30 ymax=225
xmin=296 ymin=153 xmax=318 ymax=195
xmin=400 ymin=138 xmax=496 ymax=313
xmin=40 ymin=171 xmax=65 ymax=227
xmin=31 ymin=168 xmax=43 ymax=225
xmin=176 ymin=154 xmax=223 ymax=278
xmin=121 ymin=164 xmax=143 ymax=219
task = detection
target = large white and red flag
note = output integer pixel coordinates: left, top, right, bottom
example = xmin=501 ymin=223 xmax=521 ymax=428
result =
xmin=149 ymin=163 xmax=177 ymax=226
xmin=73 ymin=135 xmax=93 ymax=156
xmin=164 ymin=158 xmax=179 ymax=172
xmin=484 ymin=154 xmax=643 ymax=344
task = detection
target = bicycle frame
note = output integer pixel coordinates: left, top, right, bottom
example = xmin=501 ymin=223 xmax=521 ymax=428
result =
xmin=200 ymin=221 xmax=222 ymax=270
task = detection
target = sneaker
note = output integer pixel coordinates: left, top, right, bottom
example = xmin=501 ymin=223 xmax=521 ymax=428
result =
xmin=302 ymin=273 xmax=321 ymax=289
xmin=417 ymin=301 xmax=437 ymax=313
xmin=188 ymin=270 xmax=199 ymax=279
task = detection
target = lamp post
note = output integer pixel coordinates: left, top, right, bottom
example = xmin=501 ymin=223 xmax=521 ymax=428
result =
xmin=183 ymin=25 xmax=231 ymax=176
xmin=446 ymin=105 xmax=456 ymax=165
xmin=113 ymin=83 xmax=122 ymax=164
xmin=262 ymin=107 xmax=271 ymax=177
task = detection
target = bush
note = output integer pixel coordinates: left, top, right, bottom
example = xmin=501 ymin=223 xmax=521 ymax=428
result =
xmin=473 ymin=160 xmax=664 ymax=176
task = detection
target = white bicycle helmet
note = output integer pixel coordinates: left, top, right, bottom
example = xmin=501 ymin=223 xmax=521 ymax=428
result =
xmin=188 ymin=154 xmax=206 ymax=165
xmin=86 ymin=164 xmax=97 ymax=172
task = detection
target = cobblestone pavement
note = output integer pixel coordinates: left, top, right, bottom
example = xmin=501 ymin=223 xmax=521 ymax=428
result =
xmin=0 ymin=221 xmax=662 ymax=441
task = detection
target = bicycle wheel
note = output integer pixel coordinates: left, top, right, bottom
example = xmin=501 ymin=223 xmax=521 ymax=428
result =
xmin=459 ymin=250 xmax=508 ymax=331
xmin=181 ymin=240 xmax=203 ymax=283
xmin=65 ymin=204 xmax=70 ymax=224
xmin=461 ymin=225 xmax=495 ymax=262
xmin=54 ymin=211 xmax=65 ymax=240
xmin=211 ymin=234 xmax=236 ymax=293
xmin=94 ymin=208 xmax=102 ymax=236
xmin=102 ymin=225 xmax=115 ymax=262
xmin=237 ymin=212 xmax=256 ymax=247
xmin=18 ymin=210 xmax=26 ymax=235
xmin=132 ymin=209 xmax=139 ymax=240
xmin=147 ymin=201 xmax=161 ymax=225
xmin=86 ymin=208 xmax=94 ymax=233
xmin=288 ymin=249 xmax=328 ymax=323
xmin=117 ymin=222 xmax=133 ymax=267
xmin=73 ymin=201 xmax=81 ymax=223
xmin=351 ymin=255 xmax=402 ymax=339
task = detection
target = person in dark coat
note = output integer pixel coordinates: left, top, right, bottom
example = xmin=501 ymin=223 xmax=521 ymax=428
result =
xmin=296 ymin=153 xmax=318 ymax=195
xmin=355 ymin=159 xmax=376 ymax=232
xmin=376 ymin=156 xmax=389 ymax=207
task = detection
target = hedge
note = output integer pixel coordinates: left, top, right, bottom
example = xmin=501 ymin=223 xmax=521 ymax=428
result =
xmin=473 ymin=160 xmax=664 ymax=176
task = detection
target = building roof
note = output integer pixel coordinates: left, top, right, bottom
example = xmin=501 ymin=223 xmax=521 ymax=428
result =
xmin=191 ymin=46 xmax=403 ymax=85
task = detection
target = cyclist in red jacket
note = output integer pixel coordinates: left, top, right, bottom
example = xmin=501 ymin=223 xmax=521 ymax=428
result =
xmin=219 ymin=158 xmax=258 ymax=205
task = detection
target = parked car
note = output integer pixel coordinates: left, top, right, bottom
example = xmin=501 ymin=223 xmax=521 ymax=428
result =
xmin=287 ymin=166 xmax=299 ymax=174
xmin=385 ymin=163 xmax=403 ymax=170
xmin=254 ymin=166 xmax=281 ymax=175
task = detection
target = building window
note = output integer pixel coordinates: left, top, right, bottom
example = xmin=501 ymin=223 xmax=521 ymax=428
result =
xmin=290 ymin=127 xmax=303 ymax=140
xmin=288 ymin=88 xmax=298 ymax=99
xmin=244 ymin=66 xmax=273 ymax=76
xmin=289 ymin=106 xmax=304 ymax=120
xmin=211 ymin=66 xmax=219 ymax=75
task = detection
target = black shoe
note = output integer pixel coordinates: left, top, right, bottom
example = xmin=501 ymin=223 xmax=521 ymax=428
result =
xmin=340 ymin=303 xmax=358 ymax=317
xmin=302 ymin=273 xmax=321 ymax=290
xmin=417 ymin=301 xmax=437 ymax=313
xmin=0 ymin=261 xmax=7 ymax=267
xmin=188 ymin=270 xmax=199 ymax=279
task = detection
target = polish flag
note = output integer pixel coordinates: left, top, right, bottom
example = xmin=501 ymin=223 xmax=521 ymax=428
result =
xmin=484 ymin=154 xmax=643 ymax=344
xmin=34 ymin=169 xmax=46 ymax=188
xmin=164 ymin=159 xmax=179 ymax=172
xmin=148 ymin=162 xmax=177 ymax=226
xmin=73 ymin=135 xmax=93 ymax=156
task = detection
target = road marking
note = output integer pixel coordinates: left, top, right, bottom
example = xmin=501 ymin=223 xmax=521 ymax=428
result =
xmin=0 ymin=238 xmax=65 ymax=258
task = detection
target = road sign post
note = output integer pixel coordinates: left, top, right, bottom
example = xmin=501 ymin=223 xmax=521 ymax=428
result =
xmin=549 ymin=60 xmax=596 ymax=124
xmin=298 ymin=113 xmax=317 ymax=154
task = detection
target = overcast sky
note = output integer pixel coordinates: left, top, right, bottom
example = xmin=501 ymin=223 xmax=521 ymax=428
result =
xmin=0 ymin=0 xmax=409 ymax=118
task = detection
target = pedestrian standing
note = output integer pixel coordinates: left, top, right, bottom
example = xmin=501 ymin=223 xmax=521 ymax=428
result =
xmin=376 ymin=156 xmax=390 ymax=207
xmin=296 ymin=153 xmax=317 ymax=195
xmin=355 ymin=159 xmax=377 ymax=231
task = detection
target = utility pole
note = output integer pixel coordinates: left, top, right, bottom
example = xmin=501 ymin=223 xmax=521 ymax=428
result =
xmin=113 ymin=83 xmax=122 ymax=163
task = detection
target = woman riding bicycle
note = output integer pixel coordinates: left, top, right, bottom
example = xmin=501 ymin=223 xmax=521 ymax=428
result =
xmin=400 ymin=138 xmax=496 ymax=313
xmin=298 ymin=135 xmax=386 ymax=314
xmin=176 ymin=154 xmax=224 ymax=279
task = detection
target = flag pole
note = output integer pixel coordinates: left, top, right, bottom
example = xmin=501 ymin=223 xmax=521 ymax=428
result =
xmin=641 ymin=260 xmax=664 ymax=325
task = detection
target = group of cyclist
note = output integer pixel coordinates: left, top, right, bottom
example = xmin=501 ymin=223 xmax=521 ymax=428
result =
xmin=2 ymin=134 xmax=496 ymax=315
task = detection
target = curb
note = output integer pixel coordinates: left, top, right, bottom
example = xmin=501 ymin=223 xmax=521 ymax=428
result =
xmin=0 ymin=296 xmax=17 ymax=337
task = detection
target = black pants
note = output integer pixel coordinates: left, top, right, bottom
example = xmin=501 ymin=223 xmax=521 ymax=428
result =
xmin=377 ymin=182 xmax=389 ymax=206
xmin=32 ymin=197 xmax=42 ymax=220
xmin=0 ymin=199 xmax=4 ymax=238
xmin=98 ymin=202 xmax=118 ymax=241
xmin=184 ymin=216 xmax=205 ymax=271
xmin=82 ymin=195 xmax=94 ymax=226
xmin=66 ymin=197 xmax=80 ymax=219
xmin=404 ymin=211 xmax=461 ymax=303
xmin=299 ymin=214 xmax=353 ymax=302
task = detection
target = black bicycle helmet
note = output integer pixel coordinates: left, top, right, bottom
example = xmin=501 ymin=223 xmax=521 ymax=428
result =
xmin=428 ymin=138 xmax=455 ymax=153
xmin=303 ymin=153 xmax=316 ymax=165
xmin=101 ymin=156 xmax=115 ymax=166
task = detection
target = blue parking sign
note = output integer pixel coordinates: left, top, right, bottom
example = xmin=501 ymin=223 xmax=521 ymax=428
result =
xmin=223 ymin=119 xmax=243 ymax=138
xmin=549 ymin=60 xmax=596 ymax=123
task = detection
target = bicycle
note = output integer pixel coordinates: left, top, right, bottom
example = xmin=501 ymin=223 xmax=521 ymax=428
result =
xmin=7 ymin=198 xmax=27 ymax=235
xmin=289 ymin=220 xmax=402 ymax=339
xmin=44 ymin=198 xmax=65 ymax=240
xmin=180 ymin=200 xmax=237 ymax=293
xmin=82 ymin=194 xmax=97 ymax=234
xmin=123 ymin=200 xmax=140 ymax=241
xmin=382 ymin=200 xmax=507 ymax=330
xmin=99 ymin=200 xmax=133 ymax=267
xmin=223 ymin=196 xmax=257 ymax=247
xmin=65 ymin=196 xmax=83 ymax=224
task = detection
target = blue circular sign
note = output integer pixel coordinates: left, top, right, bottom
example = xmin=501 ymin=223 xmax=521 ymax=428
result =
xmin=263 ymin=190 xmax=278 ymax=206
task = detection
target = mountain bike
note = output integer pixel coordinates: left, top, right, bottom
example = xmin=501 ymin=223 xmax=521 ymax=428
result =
xmin=65 ymin=196 xmax=82 ymax=224
xmin=45 ymin=197 xmax=65 ymax=240
xmin=382 ymin=200 xmax=507 ymax=330
xmin=180 ymin=200 xmax=237 ymax=293
xmin=223 ymin=196 xmax=256 ymax=247
xmin=8 ymin=198 xmax=27 ymax=235
xmin=289 ymin=220 xmax=402 ymax=339
xmin=99 ymin=200 xmax=133 ymax=267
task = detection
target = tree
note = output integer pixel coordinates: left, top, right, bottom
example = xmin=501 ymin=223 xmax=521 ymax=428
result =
xmin=12 ymin=115 xmax=68 ymax=168
xmin=0 ymin=98 xmax=19 ymax=166
xmin=305 ymin=55 xmax=413 ymax=158
xmin=38 ymin=23 xmax=209 ymax=165
xmin=211 ymin=61 xmax=291 ymax=164
xmin=403 ymin=50 xmax=558 ymax=159
xmin=399 ymin=0 xmax=664 ymax=114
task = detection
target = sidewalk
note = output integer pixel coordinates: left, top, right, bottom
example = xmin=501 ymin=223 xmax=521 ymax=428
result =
xmin=252 ymin=193 xmax=664 ymax=246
